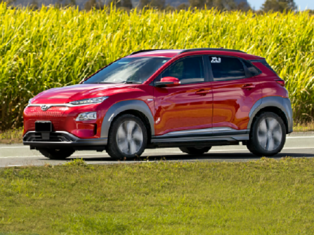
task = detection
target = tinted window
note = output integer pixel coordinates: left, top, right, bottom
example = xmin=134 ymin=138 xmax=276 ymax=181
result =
xmin=161 ymin=56 xmax=205 ymax=84
xmin=84 ymin=57 xmax=170 ymax=84
xmin=243 ymin=60 xmax=261 ymax=77
xmin=209 ymin=56 xmax=246 ymax=81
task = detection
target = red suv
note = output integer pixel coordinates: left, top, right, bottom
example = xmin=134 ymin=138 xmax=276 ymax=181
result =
xmin=23 ymin=48 xmax=293 ymax=159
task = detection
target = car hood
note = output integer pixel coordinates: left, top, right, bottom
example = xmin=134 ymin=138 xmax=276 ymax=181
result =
xmin=32 ymin=84 xmax=137 ymax=104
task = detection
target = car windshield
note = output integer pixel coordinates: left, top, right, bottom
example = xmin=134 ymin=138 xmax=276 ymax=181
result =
xmin=84 ymin=57 xmax=170 ymax=84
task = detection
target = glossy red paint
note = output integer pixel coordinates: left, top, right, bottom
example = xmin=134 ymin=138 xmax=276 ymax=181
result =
xmin=23 ymin=83 xmax=155 ymax=138
xmin=24 ymin=49 xmax=286 ymax=140
xmin=153 ymin=82 xmax=213 ymax=135
xmin=211 ymin=77 xmax=262 ymax=130
xmin=252 ymin=62 xmax=289 ymax=99
xmin=159 ymin=77 xmax=181 ymax=87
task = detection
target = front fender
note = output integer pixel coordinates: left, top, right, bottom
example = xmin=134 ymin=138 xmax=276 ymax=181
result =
xmin=100 ymin=100 xmax=155 ymax=139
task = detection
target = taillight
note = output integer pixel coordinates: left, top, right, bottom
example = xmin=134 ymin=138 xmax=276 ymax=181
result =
xmin=276 ymin=79 xmax=285 ymax=87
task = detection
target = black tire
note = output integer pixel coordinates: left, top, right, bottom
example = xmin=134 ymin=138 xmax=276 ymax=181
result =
xmin=179 ymin=146 xmax=211 ymax=155
xmin=106 ymin=114 xmax=147 ymax=159
xmin=247 ymin=112 xmax=286 ymax=157
xmin=38 ymin=148 xmax=75 ymax=159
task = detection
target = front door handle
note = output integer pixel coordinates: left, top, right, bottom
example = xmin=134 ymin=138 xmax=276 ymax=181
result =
xmin=242 ymin=84 xmax=255 ymax=90
xmin=195 ymin=89 xmax=209 ymax=95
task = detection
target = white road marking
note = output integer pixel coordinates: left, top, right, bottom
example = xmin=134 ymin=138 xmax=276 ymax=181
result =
xmin=0 ymin=135 xmax=313 ymax=149
xmin=287 ymin=136 xmax=314 ymax=139
xmin=209 ymin=147 xmax=314 ymax=152
xmin=0 ymin=146 xmax=29 ymax=149
xmin=0 ymin=156 xmax=42 ymax=159
xmin=1 ymin=147 xmax=314 ymax=159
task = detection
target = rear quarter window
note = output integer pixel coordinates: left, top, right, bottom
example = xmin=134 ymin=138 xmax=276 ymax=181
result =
xmin=242 ymin=60 xmax=261 ymax=77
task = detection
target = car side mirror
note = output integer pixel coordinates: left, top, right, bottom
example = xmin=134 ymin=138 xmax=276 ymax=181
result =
xmin=155 ymin=77 xmax=180 ymax=87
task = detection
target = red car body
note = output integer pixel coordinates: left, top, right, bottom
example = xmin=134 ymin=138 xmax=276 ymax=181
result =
xmin=23 ymin=48 xmax=293 ymax=158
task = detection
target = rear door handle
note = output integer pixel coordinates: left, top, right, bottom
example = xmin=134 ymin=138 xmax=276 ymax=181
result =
xmin=195 ymin=89 xmax=209 ymax=95
xmin=242 ymin=84 xmax=255 ymax=90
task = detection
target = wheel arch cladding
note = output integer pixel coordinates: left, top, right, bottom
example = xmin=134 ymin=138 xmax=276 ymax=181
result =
xmin=248 ymin=96 xmax=293 ymax=133
xmin=100 ymin=100 xmax=155 ymax=139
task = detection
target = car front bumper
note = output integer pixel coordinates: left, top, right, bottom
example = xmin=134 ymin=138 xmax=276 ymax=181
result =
xmin=23 ymin=131 xmax=107 ymax=151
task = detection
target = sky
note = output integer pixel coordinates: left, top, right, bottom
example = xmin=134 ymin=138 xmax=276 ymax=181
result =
xmin=247 ymin=0 xmax=314 ymax=10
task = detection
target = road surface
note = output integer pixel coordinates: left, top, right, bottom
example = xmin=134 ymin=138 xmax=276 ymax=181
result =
xmin=0 ymin=132 xmax=313 ymax=167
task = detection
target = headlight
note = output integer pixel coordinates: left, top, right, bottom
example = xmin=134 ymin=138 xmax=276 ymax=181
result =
xmin=76 ymin=112 xmax=97 ymax=121
xmin=28 ymin=98 xmax=33 ymax=104
xmin=70 ymin=97 xmax=108 ymax=106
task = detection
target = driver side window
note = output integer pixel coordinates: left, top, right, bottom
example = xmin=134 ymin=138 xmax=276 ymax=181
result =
xmin=161 ymin=56 xmax=205 ymax=84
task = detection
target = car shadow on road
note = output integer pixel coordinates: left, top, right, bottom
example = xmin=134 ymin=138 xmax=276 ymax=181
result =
xmin=56 ymin=151 xmax=314 ymax=163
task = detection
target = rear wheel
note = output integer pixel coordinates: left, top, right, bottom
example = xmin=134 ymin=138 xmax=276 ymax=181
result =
xmin=38 ymin=148 xmax=75 ymax=159
xmin=247 ymin=112 xmax=286 ymax=156
xmin=179 ymin=146 xmax=211 ymax=155
xmin=106 ymin=114 xmax=147 ymax=159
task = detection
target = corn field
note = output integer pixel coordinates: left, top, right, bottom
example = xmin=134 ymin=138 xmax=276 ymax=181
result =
xmin=0 ymin=3 xmax=314 ymax=130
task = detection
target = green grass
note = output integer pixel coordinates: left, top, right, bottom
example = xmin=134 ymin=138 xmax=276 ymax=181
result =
xmin=1 ymin=158 xmax=314 ymax=234
xmin=0 ymin=128 xmax=23 ymax=144
xmin=1 ymin=4 xmax=314 ymax=130
xmin=294 ymin=121 xmax=314 ymax=132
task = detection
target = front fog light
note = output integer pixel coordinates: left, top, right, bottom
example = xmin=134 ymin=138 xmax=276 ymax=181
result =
xmin=76 ymin=112 xmax=97 ymax=121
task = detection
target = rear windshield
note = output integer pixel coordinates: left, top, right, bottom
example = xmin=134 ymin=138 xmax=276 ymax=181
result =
xmin=84 ymin=57 xmax=170 ymax=84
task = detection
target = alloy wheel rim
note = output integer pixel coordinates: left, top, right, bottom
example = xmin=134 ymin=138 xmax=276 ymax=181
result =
xmin=257 ymin=117 xmax=283 ymax=151
xmin=116 ymin=120 xmax=143 ymax=155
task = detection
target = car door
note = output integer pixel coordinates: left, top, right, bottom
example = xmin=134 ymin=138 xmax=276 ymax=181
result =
xmin=209 ymin=55 xmax=262 ymax=131
xmin=153 ymin=56 xmax=213 ymax=136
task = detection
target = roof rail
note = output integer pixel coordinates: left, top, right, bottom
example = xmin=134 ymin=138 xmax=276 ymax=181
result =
xmin=130 ymin=49 xmax=168 ymax=55
xmin=179 ymin=48 xmax=246 ymax=54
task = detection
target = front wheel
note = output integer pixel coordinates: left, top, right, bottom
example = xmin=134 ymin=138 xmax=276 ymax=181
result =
xmin=247 ymin=112 xmax=286 ymax=157
xmin=38 ymin=148 xmax=75 ymax=159
xmin=106 ymin=114 xmax=147 ymax=159
xmin=179 ymin=146 xmax=211 ymax=155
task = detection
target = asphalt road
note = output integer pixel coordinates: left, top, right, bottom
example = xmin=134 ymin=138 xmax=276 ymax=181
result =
xmin=0 ymin=132 xmax=314 ymax=168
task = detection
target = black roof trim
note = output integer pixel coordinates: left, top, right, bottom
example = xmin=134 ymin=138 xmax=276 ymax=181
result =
xmin=179 ymin=48 xmax=246 ymax=54
xmin=250 ymin=59 xmax=266 ymax=62
xmin=130 ymin=48 xmax=246 ymax=56
xmin=130 ymin=49 xmax=168 ymax=55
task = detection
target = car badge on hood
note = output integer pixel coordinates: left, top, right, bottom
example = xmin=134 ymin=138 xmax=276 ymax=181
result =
xmin=41 ymin=105 xmax=51 ymax=111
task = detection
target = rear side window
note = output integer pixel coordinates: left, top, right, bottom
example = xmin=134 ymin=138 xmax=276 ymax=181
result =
xmin=242 ymin=60 xmax=261 ymax=77
xmin=209 ymin=56 xmax=246 ymax=81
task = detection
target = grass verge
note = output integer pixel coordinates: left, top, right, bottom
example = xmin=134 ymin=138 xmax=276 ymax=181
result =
xmin=294 ymin=121 xmax=314 ymax=132
xmin=0 ymin=128 xmax=23 ymax=144
xmin=0 ymin=158 xmax=314 ymax=234
xmin=1 ymin=122 xmax=314 ymax=144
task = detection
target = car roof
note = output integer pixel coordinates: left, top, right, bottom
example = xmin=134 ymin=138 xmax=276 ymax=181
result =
xmin=127 ymin=49 xmax=264 ymax=60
